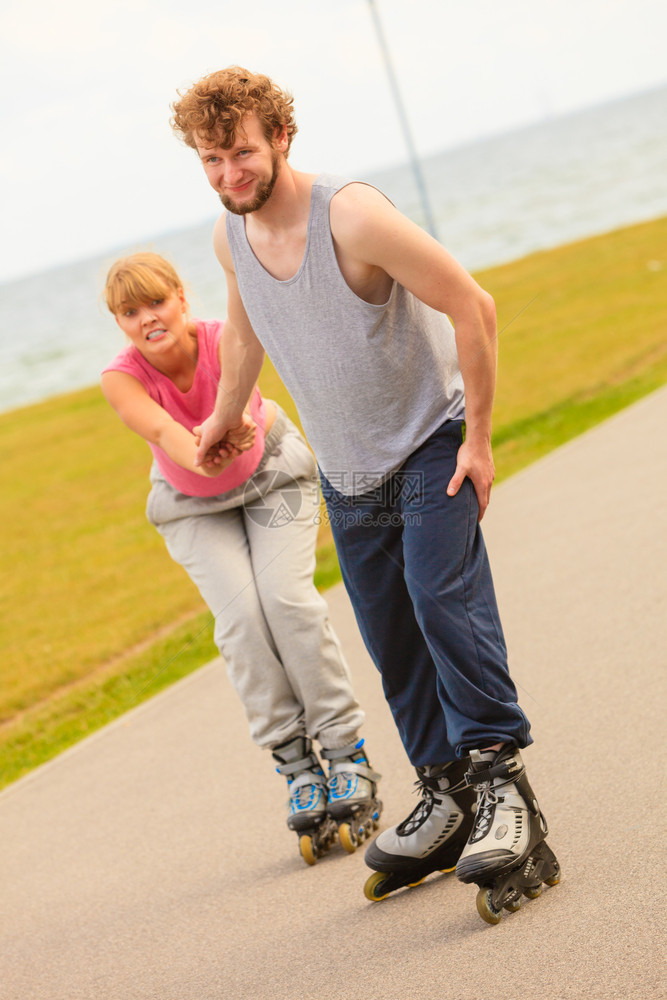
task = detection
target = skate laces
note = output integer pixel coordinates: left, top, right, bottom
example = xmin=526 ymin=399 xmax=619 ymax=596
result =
xmin=327 ymin=757 xmax=372 ymax=801
xmin=394 ymin=775 xmax=436 ymax=833
xmin=328 ymin=769 xmax=357 ymax=800
xmin=287 ymin=768 xmax=327 ymax=813
xmin=291 ymin=777 xmax=324 ymax=810
xmin=470 ymin=768 xmax=517 ymax=838
xmin=413 ymin=775 xmax=437 ymax=802
xmin=473 ymin=780 xmax=498 ymax=831
xmin=274 ymin=748 xmax=327 ymax=814
xmin=322 ymin=740 xmax=379 ymax=802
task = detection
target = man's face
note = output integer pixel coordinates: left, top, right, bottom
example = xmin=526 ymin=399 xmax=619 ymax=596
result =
xmin=195 ymin=115 xmax=285 ymax=215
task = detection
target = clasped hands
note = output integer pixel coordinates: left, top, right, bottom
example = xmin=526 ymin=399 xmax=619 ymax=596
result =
xmin=193 ymin=411 xmax=257 ymax=472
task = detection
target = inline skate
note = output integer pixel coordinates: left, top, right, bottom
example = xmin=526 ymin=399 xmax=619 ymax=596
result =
xmin=321 ymin=740 xmax=383 ymax=854
xmin=272 ymin=736 xmax=338 ymax=865
xmin=363 ymin=759 xmax=475 ymax=901
xmin=455 ymin=745 xmax=561 ymax=924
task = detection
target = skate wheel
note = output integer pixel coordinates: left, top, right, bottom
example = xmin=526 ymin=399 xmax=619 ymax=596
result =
xmin=545 ymin=862 xmax=561 ymax=887
xmin=476 ymin=887 xmax=502 ymax=925
xmin=299 ymin=834 xmax=317 ymax=866
xmin=338 ymin=822 xmax=358 ymax=854
xmin=504 ymin=897 xmax=522 ymax=913
xmin=364 ymin=871 xmax=392 ymax=902
xmin=523 ymin=884 xmax=543 ymax=900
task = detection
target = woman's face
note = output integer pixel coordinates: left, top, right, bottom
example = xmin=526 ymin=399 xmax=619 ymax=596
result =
xmin=114 ymin=288 xmax=188 ymax=359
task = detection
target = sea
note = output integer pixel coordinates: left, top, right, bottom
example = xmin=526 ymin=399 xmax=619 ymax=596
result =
xmin=1 ymin=84 xmax=666 ymax=415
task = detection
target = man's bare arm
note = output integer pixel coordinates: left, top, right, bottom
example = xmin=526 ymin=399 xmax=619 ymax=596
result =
xmin=194 ymin=216 xmax=265 ymax=466
xmin=330 ymin=185 xmax=498 ymax=519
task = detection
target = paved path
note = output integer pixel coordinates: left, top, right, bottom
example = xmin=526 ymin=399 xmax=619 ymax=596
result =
xmin=2 ymin=388 xmax=666 ymax=1000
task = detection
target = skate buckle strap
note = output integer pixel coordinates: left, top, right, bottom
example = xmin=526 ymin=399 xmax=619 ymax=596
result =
xmin=289 ymin=770 xmax=327 ymax=793
xmin=419 ymin=771 xmax=468 ymax=798
xmin=329 ymin=760 xmax=381 ymax=782
xmin=321 ymin=742 xmax=381 ymax=783
xmin=321 ymin=742 xmax=362 ymax=760
xmin=275 ymin=754 xmax=325 ymax=783
xmin=465 ymin=758 xmax=524 ymax=787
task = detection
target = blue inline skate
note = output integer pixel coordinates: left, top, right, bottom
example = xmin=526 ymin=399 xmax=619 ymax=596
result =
xmin=272 ymin=736 xmax=337 ymax=865
xmin=273 ymin=736 xmax=381 ymax=865
xmin=322 ymin=740 xmax=382 ymax=854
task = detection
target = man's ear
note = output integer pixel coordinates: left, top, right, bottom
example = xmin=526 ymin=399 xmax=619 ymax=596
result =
xmin=273 ymin=125 xmax=288 ymax=151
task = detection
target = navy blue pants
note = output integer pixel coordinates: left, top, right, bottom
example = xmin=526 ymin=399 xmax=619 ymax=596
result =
xmin=320 ymin=419 xmax=532 ymax=765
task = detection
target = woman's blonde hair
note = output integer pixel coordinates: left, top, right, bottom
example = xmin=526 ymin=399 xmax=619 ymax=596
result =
xmin=104 ymin=252 xmax=183 ymax=315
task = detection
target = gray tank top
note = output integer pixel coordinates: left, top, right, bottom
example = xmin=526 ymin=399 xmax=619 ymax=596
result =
xmin=226 ymin=174 xmax=465 ymax=496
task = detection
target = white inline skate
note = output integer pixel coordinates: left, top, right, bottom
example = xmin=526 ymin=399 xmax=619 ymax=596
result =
xmin=363 ymin=759 xmax=475 ymax=901
xmin=456 ymin=745 xmax=561 ymax=924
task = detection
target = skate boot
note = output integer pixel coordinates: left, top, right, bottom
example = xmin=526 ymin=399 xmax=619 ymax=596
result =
xmin=363 ymin=759 xmax=476 ymax=901
xmin=456 ymin=745 xmax=561 ymax=924
xmin=321 ymin=740 xmax=383 ymax=854
xmin=272 ymin=736 xmax=337 ymax=866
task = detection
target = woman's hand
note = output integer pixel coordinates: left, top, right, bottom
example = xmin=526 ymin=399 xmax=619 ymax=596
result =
xmin=193 ymin=412 xmax=257 ymax=468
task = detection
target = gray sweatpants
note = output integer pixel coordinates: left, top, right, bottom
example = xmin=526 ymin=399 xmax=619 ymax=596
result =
xmin=146 ymin=406 xmax=364 ymax=751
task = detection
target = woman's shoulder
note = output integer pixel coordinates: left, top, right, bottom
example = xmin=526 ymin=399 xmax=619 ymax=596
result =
xmin=102 ymin=342 xmax=144 ymax=376
xmin=194 ymin=317 xmax=224 ymax=352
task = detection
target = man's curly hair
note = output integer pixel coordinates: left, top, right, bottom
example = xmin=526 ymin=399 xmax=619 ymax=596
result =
xmin=171 ymin=66 xmax=298 ymax=154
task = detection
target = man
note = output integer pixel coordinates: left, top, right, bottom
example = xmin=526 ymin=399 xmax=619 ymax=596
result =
xmin=170 ymin=67 xmax=558 ymax=914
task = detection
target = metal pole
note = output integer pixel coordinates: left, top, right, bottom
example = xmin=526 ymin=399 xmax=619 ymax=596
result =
xmin=366 ymin=0 xmax=439 ymax=240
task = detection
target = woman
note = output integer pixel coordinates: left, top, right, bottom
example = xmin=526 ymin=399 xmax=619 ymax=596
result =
xmin=101 ymin=252 xmax=381 ymax=863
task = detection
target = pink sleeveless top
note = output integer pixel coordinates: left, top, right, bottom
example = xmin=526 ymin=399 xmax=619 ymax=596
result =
xmin=102 ymin=318 xmax=266 ymax=497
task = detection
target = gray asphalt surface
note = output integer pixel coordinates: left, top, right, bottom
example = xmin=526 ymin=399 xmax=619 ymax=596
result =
xmin=2 ymin=388 xmax=666 ymax=1000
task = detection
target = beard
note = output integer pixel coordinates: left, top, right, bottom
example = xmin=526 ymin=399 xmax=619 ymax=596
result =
xmin=219 ymin=151 xmax=281 ymax=215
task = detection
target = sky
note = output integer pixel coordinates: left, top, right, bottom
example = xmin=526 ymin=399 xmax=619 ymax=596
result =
xmin=1 ymin=0 xmax=665 ymax=284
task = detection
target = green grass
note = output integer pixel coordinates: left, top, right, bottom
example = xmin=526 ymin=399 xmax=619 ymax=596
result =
xmin=1 ymin=214 xmax=665 ymax=790
xmin=488 ymin=216 xmax=667 ymax=475
xmin=0 ymin=613 xmax=215 ymax=787
xmin=488 ymin=215 xmax=667 ymax=457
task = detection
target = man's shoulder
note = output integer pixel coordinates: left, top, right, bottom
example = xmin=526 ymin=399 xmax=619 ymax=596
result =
xmin=328 ymin=180 xmax=396 ymax=248
xmin=212 ymin=212 xmax=233 ymax=267
xmin=329 ymin=180 xmax=392 ymax=209
xmin=213 ymin=211 xmax=229 ymax=240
